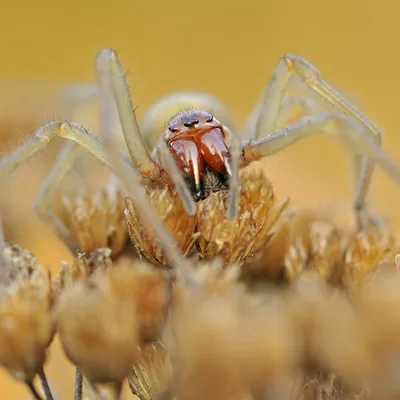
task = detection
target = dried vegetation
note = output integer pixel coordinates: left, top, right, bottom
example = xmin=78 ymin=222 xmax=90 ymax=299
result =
xmin=1 ymin=160 xmax=400 ymax=400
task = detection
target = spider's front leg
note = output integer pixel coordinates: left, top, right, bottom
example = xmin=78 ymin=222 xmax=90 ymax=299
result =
xmin=242 ymin=112 xmax=400 ymax=228
xmin=0 ymin=121 xmax=115 ymax=179
xmin=248 ymin=54 xmax=384 ymax=215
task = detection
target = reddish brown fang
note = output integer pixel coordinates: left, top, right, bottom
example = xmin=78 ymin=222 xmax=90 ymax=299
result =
xmin=196 ymin=128 xmax=231 ymax=176
xmin=168 ymin=138 xmax=204 ymax=198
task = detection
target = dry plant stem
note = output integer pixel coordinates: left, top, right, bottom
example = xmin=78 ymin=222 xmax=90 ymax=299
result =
xmin=26 ymin=382 xmax=44 ymax=400
xmin=157 ymin=140 xmax=197 ymax=215
xmin=114 ymin=381 xmax=122 ymax=400
xmin=227 ymin=136 xmax=241 ymax=220
xmin=0 ymin=215 xmax=11 ymax=284
xmin=155 ymin=387 xmax=174 ymax=400
xmin=38 ymin=368 xmax=55 ymax=400
xmin=74 ymin=368 xmax=83 ymax=400
xmin=83 ymin=379 xmax=104 ymax=400
xmin=266 ymin=196 xmax=290 ymax=232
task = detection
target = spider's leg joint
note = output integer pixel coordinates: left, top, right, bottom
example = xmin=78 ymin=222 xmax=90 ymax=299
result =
xmin=241 ymin=140 xmax=262 ymax=164
xmin=58 ymin=121 xmax=72 ymax=136
xmin=282 ymin=54 xmax=295 ymax=71
xmin=285 ymin=54 xmax=321 ymax=83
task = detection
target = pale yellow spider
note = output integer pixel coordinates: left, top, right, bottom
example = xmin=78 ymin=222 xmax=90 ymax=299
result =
xmin=0 ymin=48 xmax=399 ymax=251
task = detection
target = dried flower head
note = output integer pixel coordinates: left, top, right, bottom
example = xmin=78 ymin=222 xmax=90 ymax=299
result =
xmin=197 ymin=166 xmax=287 ymax=266
xmin=56 ymin=251 xmax=171 ymax=385
xmin=125 ymin=186 xmax=197 ymax=266
xmin=0 ymin=244 xmax=54 ymax=383
xmin=106 ymin=260 xmax=171 ymax=342
xmin=58 ymin=186 xmax=128 ymax=257
xmin=128 ymin=340 xmax=173 ymax=400
xmin=354 ymin=271 xmax=400 ymax=397
xmin=55 ymin=270 xmax=139 ymax=384
xmin=53 ymin=248 xmax=113 ymax=295
xmin=342 ymin=225 xmax=400 ymax=293
xmin=284 ymin=220 xmax=344 ymax=284
xmin=166 ymin=285 xmax=298 ymax=400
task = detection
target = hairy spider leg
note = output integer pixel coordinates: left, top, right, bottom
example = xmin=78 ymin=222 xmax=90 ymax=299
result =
xmin=247 ymin=54 xmax=383 ymax=213
xmin=242 ymin=111 xmax=400 ymax=228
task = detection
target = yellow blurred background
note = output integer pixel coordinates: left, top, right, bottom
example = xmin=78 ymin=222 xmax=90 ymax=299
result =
xmin=1 ymin=0 xmax=400 ymax=397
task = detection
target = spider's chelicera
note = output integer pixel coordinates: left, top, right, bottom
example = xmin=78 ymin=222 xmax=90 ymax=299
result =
xmin=164 ymin=109 xmax=232 ymax=201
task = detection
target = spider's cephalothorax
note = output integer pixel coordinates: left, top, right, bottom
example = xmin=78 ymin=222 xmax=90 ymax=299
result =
xmin=163 ymin=109 xmax=233 ymax=202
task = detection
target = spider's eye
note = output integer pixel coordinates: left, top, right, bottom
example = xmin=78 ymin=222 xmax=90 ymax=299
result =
xmin=183 ymin=120 xmax=199 ymax=128
xmin=205 ymin=116 xmax=213 ymax=123
xmin=168 ymin=127 xmax=178 ymax=133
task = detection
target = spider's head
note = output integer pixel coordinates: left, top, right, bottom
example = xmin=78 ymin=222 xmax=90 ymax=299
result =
xmin=163 ymin=109 xmax=233 ymax=202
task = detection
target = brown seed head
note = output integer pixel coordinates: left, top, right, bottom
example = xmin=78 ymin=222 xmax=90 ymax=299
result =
xmin=53 ymin=248 xmax=113 ymax=295
xmin=196 ymin=167 xmax=283 ymax=266
xmin=355 ymin=272 xmax=400 ymax=396
xmin=106 ymin=260 xmax=171 ymax=342
xmin=284 ymin=220 xmax=344 ymax=284
xmin=124 ymin=186 xmax=197 ymax=267
xmin=0 ymin=244 xmax=54 ymax=382
xmin=166 ymin=283 xmax=298 ymax=400
xmin=59 ymin=187 xmax=128 ymax=257
xmin=56 ymin=270 xmax=140 ymax=384
xmin=343 ymin=225 xmax=400 ymax=293
xmin=128 ymin=340 xmax=173 ymax=400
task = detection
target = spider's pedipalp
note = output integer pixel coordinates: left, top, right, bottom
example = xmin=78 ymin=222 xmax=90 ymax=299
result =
xmin=227 ymin=136 xmax=241 ymax=221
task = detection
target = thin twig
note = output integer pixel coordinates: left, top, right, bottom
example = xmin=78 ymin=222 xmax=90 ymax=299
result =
xmin=0 ymin=215 xmax=12 ymax=285
xmin=38 ymin=367 xmax=55 ymax=400
xmin=114 ymin=381 xmax=123 ymax=400
xmin=83 ymin=378 xmax=105 ymax=400
xmin=26 ymin=381 xmax=44 ymax=400
xmin=155 ymin=386 xmax=174 ymax=400
xmin=74 ymin=368 xmax=83 ymax=400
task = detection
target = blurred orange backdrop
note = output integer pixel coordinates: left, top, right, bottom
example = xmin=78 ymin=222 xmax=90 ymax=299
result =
xmin=1 ymin=0 xmax=400 ymax=398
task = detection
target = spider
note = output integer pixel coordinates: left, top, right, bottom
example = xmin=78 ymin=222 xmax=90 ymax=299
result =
xmin=1 ymin=48 xmax=400 ymax=256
